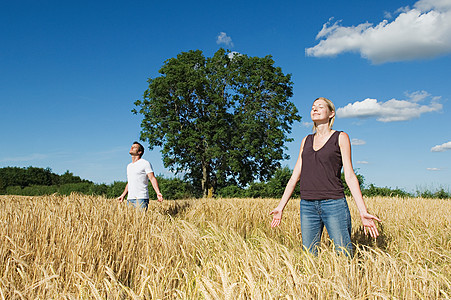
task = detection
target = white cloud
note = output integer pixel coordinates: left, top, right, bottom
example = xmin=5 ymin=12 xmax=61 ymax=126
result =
xmin=336 ymin=91 xmax=442 ymax=122
xmin=357 ymin=161 xmax=369 ymax=164
xmin=227 ymin=51 xmax=241 ymax=59
xmin=415 ymin=0 xmax=451 ymax=12
xmin=427 ymin=167 xmax=442 ymax=171
xmin=383 ymin=11 xmax=393 ymax=19
xmin=216 ymin=32 xmax=234 ymax=47
xmin=305 ymin=0 xmax=451 ymax=63
xmin=351 ymin=138 xmax=366 ymax=145
xmin=0 ymin=153 xmax=48 ymax=163
xmin=431 ymin=141 xmax=451 ymax=152
xmin=301 ymin=121 xmax=314 ymax=128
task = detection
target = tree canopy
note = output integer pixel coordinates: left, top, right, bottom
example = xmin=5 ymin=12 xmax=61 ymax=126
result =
xmin=134 ymin=49 xmax=301 ymax=196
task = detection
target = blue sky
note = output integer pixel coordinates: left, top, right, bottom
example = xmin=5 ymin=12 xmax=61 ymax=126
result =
xmin=1 ymin=0 xmax=450 ymax=193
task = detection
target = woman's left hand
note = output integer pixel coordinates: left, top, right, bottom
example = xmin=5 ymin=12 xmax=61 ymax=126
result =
xmin=360 ymin=212 xmax=382 ymax=238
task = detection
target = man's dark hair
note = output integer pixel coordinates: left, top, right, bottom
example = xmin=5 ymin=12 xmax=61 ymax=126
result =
xmin=133 ymin=141 xmax=145 ymax=158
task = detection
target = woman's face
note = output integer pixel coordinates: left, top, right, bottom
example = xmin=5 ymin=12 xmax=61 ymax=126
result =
xmin=311 ymin=99 xmax=333 ymax=122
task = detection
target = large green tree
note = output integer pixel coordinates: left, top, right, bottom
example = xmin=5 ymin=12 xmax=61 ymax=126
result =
xmin=134 ymin=49 xmax=301 ymax=196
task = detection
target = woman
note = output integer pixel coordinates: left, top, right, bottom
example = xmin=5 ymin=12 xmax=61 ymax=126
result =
xmin=270 ymin=97 xmax=381 ymax=256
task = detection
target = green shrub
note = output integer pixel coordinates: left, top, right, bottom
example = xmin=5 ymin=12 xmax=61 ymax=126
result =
xmin=217 ymin=185 xmax=246 ymax=198
xmin=153 ymin=176 xmax=197 ymax=200
xmin=3 ymin=166 xmax=448 ymax=200
xmin=106 ymin=181 xmax=127 ymax=198
xmin=363 ymin=184 xmax=412 ymax=198
xmin=416 ymin=186 xmax=450 ymax=199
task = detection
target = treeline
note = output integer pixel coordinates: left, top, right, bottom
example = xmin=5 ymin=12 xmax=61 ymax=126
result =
xmin=1 ymin=166 xmax=449 ymax=199
xmin=0 ymin=167 xmax=89 ymax=193
xmin=216 ymin=168 xmax=449 ymax=199
xmin=0 ymin=167 xmax=197 ymax=199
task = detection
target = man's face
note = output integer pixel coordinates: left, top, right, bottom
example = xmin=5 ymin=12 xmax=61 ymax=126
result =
xmin=129 ymin=144 xmax=141 ymax=157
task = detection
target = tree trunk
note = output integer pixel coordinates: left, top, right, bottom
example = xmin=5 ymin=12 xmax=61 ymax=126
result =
xmin=201 ymin=162 xmax=215 ymax=198
xmin=202 ymin=162 xmax=209 ymax=198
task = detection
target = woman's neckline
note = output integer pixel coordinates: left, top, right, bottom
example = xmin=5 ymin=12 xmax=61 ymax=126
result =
xmin=312 ymin=130 xmax=337 ymax=152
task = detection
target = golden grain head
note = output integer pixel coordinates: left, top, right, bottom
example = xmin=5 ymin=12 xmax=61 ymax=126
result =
xmin=0 ymin=194 xmax=450 ymax=299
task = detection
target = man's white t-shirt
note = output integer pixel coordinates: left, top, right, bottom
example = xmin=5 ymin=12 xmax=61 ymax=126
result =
xmin=127 ymin=158 xmax=153 ymax=199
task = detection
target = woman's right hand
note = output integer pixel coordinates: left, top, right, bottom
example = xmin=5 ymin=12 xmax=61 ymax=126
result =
xmin=270 ymin=208 xmax=283 ymax=228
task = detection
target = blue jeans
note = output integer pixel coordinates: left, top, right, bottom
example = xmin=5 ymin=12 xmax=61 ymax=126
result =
xmin=127 ymin=198 xmax=149 ymax=210
xmin=300 ymin=198 xmax=353 ymax=256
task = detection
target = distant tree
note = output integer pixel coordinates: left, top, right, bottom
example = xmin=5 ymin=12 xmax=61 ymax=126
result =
xmin=217 ymin=166 xmax=298 ymax=199
xmin=265 ymin=166 xmax=299 ymax=198
xmin=106 ymin=181 xmax=127 ymax=199
xmin=134 ymin=49 xmax=301 ymax=196
xmin=26 ymin=167 xmax=53 ymax=186
xmin=153 ymin=176 xmax=198 ymax=199
xmin=244 ymin=182 xmax=267 ymax=198
xmin=415 ymin=187 xmax=449 ymax=199
xmin=363 ymin=184 xmax=410 ymax=197
xmin=217 ymin=185 xmax=246 ymax=198
xmin=341 ymin=171 xmax=365 ymax=196
xmin=0 ymin=166 xmax=52 ymax=192
xmin=433 ymin=188 xmax=450 ymax=199
xmin=58 ymin=170 xmax=90 ymax=185
xmin=0 ymin=167 xmax=90 ymax=194
xmin=0 ymin=167 xmax=27 ymax=192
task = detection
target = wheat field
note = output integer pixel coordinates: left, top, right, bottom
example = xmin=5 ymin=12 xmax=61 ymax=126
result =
xmin=0 ymin=194 xmax=449 ymax=299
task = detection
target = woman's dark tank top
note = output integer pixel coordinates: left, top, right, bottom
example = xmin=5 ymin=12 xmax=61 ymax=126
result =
xmin=300 ymin=130 xmax=345 ymax=200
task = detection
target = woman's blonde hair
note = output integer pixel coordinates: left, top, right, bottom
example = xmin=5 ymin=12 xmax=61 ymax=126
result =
xmin=312 ymin=97 xmax=336 ymax=132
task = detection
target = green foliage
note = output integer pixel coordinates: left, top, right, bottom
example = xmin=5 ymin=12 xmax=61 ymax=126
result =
xmin=341 ymin=171 xmax=415 ymax=198
xmin=363 ymin=184 xmax=412 ymax=198
xmin=6 ymin=185 xmax=58 ymax=196
xmin=151 ymin=176 xmax=199 ymax=200
xmin=105 ymin=181 xmax=127 ymax=199
xmin=244 ymin=182 xmax=268 ymax=198
xmin=217 ymin=166 xmax=299 ymax=199
xmin=341 ymin=171 xmax=365 ymax=196
xmin=0 ymin=167 xmax=89 ymax=194
xmin=2 ymin=173 xmax=198 ymax=200
xmin=3 ymin=166 xmax=448 ymax=200
xmin=134 ymin=48 xmax=301 ymax=196
xmin=5 ymin=183 xmax=105 ymax=197
xmin=265 ymin=166 xmax=298 ymax=198
xmin=415 ymin=187 xmax=450 ymax=199
xmin=216 ymin=185 xmax=246 ymax=198
xmin=58 ymin=170 xmax=88 ymax=185
xmin=0 ymin=167 xmax=52 ymax=192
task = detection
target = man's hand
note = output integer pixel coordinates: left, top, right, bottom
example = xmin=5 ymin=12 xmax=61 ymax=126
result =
xmin=117 ymin=195 xmax=125 ymax=203
xmin=156 ymin=192 xmax=163 ymax=202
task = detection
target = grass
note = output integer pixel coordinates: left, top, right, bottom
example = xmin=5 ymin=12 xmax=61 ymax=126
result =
xmin=0 ymin=194 xmax=450 ymax=299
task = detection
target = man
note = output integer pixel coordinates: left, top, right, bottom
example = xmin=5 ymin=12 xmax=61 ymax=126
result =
xmin=117 ymin=141 xmax=163 ymax=209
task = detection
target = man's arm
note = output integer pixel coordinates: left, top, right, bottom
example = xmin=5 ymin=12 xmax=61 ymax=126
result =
xmin=117 ymin=183 xmax=128 ymax=202
xmin=147 ymin=172 xmax=163 ymax=202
